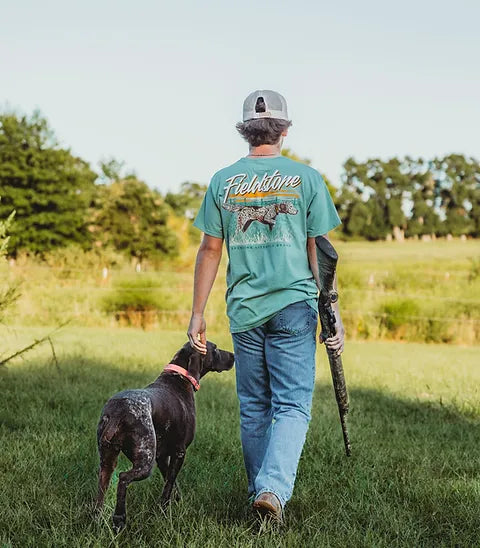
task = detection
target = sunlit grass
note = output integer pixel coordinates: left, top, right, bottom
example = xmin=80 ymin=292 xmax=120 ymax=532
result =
xmin=1 ymin=327 xmax=479 ymax=547
xmin=3 ymin=239 xmax=480 ymax=343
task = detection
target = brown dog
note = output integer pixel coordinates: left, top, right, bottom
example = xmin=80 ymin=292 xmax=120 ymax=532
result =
xmin=95 ymin=341 xmax=234 ymax=531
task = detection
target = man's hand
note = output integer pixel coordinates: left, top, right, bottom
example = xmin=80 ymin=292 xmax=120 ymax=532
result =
xmin=319 ymin=312 xmax=345 ymax=356
xmin=188 ymin=234 xmax=223 ymax=355
xmin=187 ymin=313 xmax=207 ymax=354
xmin=320 ymin=325 xmax=345 ymax=356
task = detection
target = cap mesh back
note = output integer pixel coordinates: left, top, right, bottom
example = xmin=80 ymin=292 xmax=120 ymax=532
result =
xmin=243 ymin=90 xmax=288 ymax=121
xmin=264 ymin=93 xmax=283 ymax=111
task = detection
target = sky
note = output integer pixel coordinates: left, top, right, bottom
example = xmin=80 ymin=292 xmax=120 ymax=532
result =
xmin=1 ymin=0 xmax=479 ymax=192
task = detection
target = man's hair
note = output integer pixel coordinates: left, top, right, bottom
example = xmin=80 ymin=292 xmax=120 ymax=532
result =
xmin=236 ymin=118 xmax=292 ymax=147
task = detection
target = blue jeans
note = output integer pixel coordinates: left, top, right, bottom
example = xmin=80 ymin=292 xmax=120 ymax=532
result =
xmin=231 ymin=300 xmax=318 ymax=508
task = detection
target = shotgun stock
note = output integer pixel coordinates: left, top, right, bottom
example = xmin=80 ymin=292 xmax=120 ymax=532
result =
xmin=315 ymin=235 xmax=351 ymax=457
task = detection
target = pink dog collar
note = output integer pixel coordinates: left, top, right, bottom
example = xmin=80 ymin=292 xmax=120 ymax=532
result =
xmin=164 ymin=364 xmax=200 ymax=391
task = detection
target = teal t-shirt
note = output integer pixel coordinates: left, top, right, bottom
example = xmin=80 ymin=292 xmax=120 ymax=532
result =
xmin=193 ymin=156 xmax=341 ymax=333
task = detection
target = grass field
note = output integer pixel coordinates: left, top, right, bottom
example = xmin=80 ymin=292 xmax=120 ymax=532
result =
xmin=3 ymin=239 xmax=480 ymax=344
xmin=1 ymin=326 xmax=479 ymax=547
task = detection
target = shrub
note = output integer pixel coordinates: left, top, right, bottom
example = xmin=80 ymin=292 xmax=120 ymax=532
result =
xmin=379 ymin=299 xmax=420 ymax=335
xmin=468 ymin=257 xmax=480 ymax=283
xmin=102 ymin=276 xmax=177 ymax=329
xmin=0 ymin=201 xmax=20 ymax=321
xmin=41 ymin=245 xmax=128 ymax=281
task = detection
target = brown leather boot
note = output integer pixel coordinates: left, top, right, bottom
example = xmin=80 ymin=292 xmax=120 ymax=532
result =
xmin=252 ymin=492 xmax=283 ymax=522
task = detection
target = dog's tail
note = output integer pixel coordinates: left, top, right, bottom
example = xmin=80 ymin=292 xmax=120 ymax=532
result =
xmin=99 ymin=416 xmax=122 ymax=444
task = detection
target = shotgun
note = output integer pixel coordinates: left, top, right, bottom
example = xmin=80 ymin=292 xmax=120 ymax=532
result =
xmin=315 ymin=235 xmax=351 ymax=457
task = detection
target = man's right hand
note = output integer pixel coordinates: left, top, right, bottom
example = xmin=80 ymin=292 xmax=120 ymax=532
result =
xmin=187 ymin=313 xmax=207 ymax=354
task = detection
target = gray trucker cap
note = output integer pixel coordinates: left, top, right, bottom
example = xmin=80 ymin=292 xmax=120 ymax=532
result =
xmin=242 ymin=90 xmax=289 ymax=122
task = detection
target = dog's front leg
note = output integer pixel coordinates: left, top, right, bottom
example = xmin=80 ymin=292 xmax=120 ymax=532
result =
xmin=160 ymin=449 xmax=185 ymax=508
xmin=157 ymin=454 xmax=182 ymax=501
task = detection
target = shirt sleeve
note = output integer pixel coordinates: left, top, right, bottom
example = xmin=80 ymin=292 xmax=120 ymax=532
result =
xmin=193 ymin=178 xmax=224 ymax=238
xmin=306 ymin=173 xmax=341 ymax=237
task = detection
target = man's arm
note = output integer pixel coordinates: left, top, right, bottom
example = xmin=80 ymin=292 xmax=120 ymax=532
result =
xmin=307 ymin=235 xmax=345 ymax=355
xmin=187 ymin=234 xmax=223 ymax=354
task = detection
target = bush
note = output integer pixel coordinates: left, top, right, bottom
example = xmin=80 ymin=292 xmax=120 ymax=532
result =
xmin=379 ymin=299 xmax=420 ymax=336
xmin=42 ymin=245 xmax=127 ymax=275
xmin=102 ymin=276 xmax=177 ymax=329
xmin=0 ymin=202 xmax=20 ymax=321
xmin=468 ymin=257 xmax=480 ymax=283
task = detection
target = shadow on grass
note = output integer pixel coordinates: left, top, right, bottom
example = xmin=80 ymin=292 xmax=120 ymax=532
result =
xmin=1 ymin=358 xmax=479 ymax=546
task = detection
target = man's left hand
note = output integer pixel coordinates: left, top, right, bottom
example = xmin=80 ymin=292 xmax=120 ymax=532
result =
xmin=320 ymin=321 xmax=345 ymax=356
xmin=187 ymin=313 xmax=207 ymax=355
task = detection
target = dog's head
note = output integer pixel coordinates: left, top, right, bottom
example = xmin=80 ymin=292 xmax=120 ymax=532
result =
xmin=279 ymin=201 xmax=298 ymax=215
xmin=171 ymin=342 xmax=234 ymax=380
xmin=202 ymin=341 xmax=235 ymax=376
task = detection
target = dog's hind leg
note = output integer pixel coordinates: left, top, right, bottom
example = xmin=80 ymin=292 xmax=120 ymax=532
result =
xmin=160 ymin=446 xmax=186 ymax=507
xmin=112 ymin=428 xmax=156 ymax=532
xmin=95 ymin=444 xmax=119 ymax=512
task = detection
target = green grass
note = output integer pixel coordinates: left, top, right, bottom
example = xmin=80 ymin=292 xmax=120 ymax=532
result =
xmin=1 ymin=327 xmax=479 ymax=547
xmin=3 ymin=238 xmax=480 ymax=344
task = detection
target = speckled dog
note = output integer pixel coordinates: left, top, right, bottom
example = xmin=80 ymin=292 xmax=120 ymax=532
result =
xmin=95 ymin=341 xmax=234 ymax=531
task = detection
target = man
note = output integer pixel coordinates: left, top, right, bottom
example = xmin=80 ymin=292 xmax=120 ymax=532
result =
xmin=187 ymin=90 xmax=344 ymax=522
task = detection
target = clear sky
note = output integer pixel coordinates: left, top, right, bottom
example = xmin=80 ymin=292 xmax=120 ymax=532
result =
xmin=2 ymin=0 xmax=479 ymax=192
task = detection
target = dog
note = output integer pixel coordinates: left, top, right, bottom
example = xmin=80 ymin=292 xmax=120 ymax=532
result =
xmin=222 ymin=201 xmax=298 ymax=232
xmin=95 ymin=341 xmax=234 ymax=531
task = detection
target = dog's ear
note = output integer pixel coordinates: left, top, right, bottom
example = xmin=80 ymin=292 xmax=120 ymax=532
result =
xmin=187 ymin=350 xmax=204 ymax=378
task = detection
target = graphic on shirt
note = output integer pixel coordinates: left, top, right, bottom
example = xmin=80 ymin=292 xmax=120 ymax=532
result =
xmin=220 ymin=170 xmax=303 ymax=247
xmin=222 ymin=201 xmax=298 ymax=233
xmin=222 ymin=199 xmax=298 ymax=247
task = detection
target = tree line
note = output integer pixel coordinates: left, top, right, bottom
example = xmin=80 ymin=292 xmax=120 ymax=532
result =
xmin=0 ymin=112 xmax=178 ymax=260
xmin=1 ymin=110 xmax=479 ymax=260
xmin=337 ymin=155 xmax=480 ymax=241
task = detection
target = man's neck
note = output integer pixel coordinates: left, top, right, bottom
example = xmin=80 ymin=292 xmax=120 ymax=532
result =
xmin=247 ymin=144 xmax=282 ymax=158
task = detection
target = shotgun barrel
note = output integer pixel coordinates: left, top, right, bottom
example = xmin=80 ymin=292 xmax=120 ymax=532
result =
xmin=315 ymin=235 xmax=351 ymax=457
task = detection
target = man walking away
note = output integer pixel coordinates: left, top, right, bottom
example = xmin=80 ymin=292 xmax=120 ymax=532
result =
xmin=188 ymin=90 xmax=345 ymax=522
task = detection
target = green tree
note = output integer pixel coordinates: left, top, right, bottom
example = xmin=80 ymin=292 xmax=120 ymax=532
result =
xmin=338 ymin=158 xmax=386 ymax=240
xmin=469 ymin=181 xmax=480 ymax=237
xmin=345 ymin=200 xmax=370 ymax=236
xmin=338 ymin=157 xmax=416 ymax=240
xmin=90 ymin=175 xmax=178 ymax=261
xmin=0 ymin=199 xmax=19 ymax=321
xmin=281 ymin=148 xmax=311 ymax=165
xmin=406 ymin=166 xmax=442 ymax=237
xmin=165 ymin=181 xmax=207 ymax=219
xmin=0 ymin=110 xmax=97 ymax=254
xmin=0 ymin=200 xmax=15 ymax=259
xmin=432 ymin=154 xmax=478 ymax=237
xmin=281 ymin=148 xmax=337 ymax=200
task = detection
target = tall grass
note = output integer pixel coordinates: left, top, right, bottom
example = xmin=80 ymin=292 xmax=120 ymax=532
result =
xmin=2 ymin=239 xmax=480 ymax=344
xmin=1 ymin=327 xmax=479 ymax=547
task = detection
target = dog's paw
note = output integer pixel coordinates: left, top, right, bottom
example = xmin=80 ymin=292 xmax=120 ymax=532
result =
xmin=172 ymin=485 xmax=182 ymax=502
xmin=91 ymin=502 xmax=103 ymax=521
xmin=160 ymin=496 xmax=172 ymax=511
xmin=112 ymin=513 xmax=126 ymax=533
